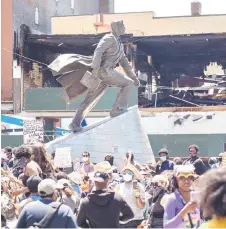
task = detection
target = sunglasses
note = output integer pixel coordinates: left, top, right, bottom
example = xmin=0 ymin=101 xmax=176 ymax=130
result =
xmin=94 ymin=172 xmax=109 ymax=179
xmin=122 ymin=171 xmax=133 ymax=176
xmin=151 ymin=180 xmax=165 ymax=186
xmin=82 ymin=155 xmax=89 ymax=157
xmin=151 ymin=182 xmax=160 ymax=186
xmin=177 ymin=174 xmax=195 ymax=182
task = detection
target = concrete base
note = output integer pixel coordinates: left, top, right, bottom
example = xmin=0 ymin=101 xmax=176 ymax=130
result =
xmin=45 ymin=106 xmax=155 ymax=169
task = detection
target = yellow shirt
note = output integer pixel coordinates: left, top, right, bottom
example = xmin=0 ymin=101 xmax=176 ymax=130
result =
xmin=200 ymin=216 xmax=226 ymax=228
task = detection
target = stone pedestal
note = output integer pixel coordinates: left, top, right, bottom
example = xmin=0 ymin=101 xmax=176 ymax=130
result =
xmin=45 ymin=106 xmax=155 ymax=169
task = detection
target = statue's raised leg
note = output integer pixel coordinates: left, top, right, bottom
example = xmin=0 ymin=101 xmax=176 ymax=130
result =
xmin=101 ymin=70 xmax=135 ymax=117
xmin=69 ymin=82 xmax=108 ymax=132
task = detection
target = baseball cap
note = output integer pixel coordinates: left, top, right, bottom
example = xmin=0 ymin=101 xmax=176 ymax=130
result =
xmin=26 ymin=175 xmax=42 ymax=193
xmin=58 ymin=179 xmax=72 ymax=189
xmin=38 ymin=179 xmax=63 ymax=196
xmin=93 ymin=172 xmax=109 ymax=183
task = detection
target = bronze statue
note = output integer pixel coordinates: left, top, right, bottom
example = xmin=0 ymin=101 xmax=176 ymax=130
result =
xmin=48 ymin=20 xmax=140 ymax=132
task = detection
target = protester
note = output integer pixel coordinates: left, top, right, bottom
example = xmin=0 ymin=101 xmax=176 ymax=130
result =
xmin=4 ymin=146 xmax=14 ymax=168
xmin=92 ymin=161 xmax=119 ymax=191
xmin=80 ymin=175 xmax=91 ymax=197
xmin=163 ymin=165 xmax=202 ymax=228
xmin=15 ymin=146 xmax=42 ymax=186
xmin=68 ymin=171 xmax=82 ymax=195
xmin=115 ymin=165 xmax=145 ymax=228
xmin=104 ymin=154 xmax=114 ymax=166
xmin=77 ymin=167 xmax=134 ymax=228
xmin=80 ymin=151 xmax=94 ymax=174
xmin=31 ymin=144 xmax=55 ymax=179
xmin=124 ymin=152 xmax=141 ymax=170
xmin=16 ymin=179 xmax=77 ymax=228
xmin=183 ymin=144 xmax=206 ymax=175
xmin=145 ymin=175 xmax=169 ymax=228
xmin=156 ymin=148 xmax=175 ymax=174
xmin=108 ymin=172 xmax=122 ymax=190
xmin=2 ymin=143 xmax=224 ymax=229
xmin=173 ymin=157 xmax=183 ymax=165
xmin=208 ymin=157 xmax=217 ymax=169
xmin=199 ymin=166 xmax=226 ymax=228
xmin=57 ymin=178 xmax=80 ymax=214
xmin=211 ymin=152 xmax=224 ymax=169
xmin=17 ymin=175 xmax=42 ymax=214
xmin=11 ymin=147 xmax=26 ymax=178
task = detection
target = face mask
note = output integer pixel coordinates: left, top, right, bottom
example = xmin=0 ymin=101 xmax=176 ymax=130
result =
xmin=123 ymin=174 xmax=133 ymax=182
xmin=160 ymin=156 xmax=167 ymax=162
xmin=189 ymin=152 xmax=197 ymax=158
xmin=82 ymin=157 xmax=89 ymax=162
xmin=152 ymin=186 xmax=164 ymax=197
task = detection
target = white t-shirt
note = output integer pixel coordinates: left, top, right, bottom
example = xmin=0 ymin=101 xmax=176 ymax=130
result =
xmin=116 ymin=182 xmax=145 ymax=223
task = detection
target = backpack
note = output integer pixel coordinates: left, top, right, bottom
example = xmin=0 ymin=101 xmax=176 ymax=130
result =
xmin=28 ymin=202 xmax=62 ymax=228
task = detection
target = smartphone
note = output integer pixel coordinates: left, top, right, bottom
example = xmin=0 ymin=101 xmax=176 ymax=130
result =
xmin=133 ymin=180 xmax=138 ymax=189
xmin=190 ymin=190 xmax=199 ymax=203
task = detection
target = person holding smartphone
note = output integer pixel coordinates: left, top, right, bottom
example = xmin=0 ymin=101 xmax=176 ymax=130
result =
xmin=163 ymin=166 xmax=202 ymax=228
xmin=115 ymin=166 xmax=145 ymax=228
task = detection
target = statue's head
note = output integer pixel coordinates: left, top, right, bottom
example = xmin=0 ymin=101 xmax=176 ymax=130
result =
xmin=111 ymin=20 xmax=125 ymax=36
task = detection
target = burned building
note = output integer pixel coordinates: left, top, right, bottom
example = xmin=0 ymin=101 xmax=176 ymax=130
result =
xmin=135 ymin=33 xmax=226 ymax=107
xmin=16 ymin=29 xmax=226 ymax=114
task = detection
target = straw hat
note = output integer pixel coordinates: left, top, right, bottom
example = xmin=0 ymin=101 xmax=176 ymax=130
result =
xmin=121 ymin=165 xmax=141 ymax=180
xmin=94 ymin=161 xmax=112 ymax=173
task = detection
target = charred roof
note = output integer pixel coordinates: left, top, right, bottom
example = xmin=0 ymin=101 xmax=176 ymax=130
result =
xmin=134 ymin=33 xmax=226 ymax=64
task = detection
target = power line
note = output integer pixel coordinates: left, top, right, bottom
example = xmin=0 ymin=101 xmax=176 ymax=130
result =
xmin=1 ymin=47 xmax=48 ymax=66
xmin=2 ymin=47 xmax=225 ymax=90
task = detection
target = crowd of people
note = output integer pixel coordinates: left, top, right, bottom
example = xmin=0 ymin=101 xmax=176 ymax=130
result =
xmin=1 ymin=143 xmax=226 ymax=228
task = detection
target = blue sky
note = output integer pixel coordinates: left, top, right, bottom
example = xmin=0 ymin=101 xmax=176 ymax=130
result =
xmin=114 ymin=0 xmax=226 ymax=17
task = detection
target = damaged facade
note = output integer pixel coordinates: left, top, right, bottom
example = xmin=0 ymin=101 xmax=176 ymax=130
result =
xmin=135 ymin=33 xmax=226 ymax=107
xmin=18 ymin=30 xmax=226 ymax=113
xmin=12 ymin=11 xmax=225 ymax=115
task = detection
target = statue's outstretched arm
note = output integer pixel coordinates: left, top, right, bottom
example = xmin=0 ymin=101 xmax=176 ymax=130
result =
xmin=91 ymin=36 xmax=113 ymax=70
xmin=119 ymin=54 xmax=136 ymax=79
xmin=119 ymin=54 xmax=140 ymax=87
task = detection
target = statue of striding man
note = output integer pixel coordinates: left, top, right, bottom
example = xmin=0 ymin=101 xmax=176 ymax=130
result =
xmin=69 ymin=20 xmax=140 ymax=132
xmin=47 ymin=20 xmax=140 ymax=132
